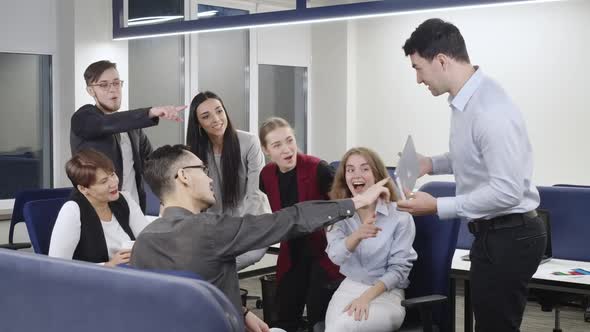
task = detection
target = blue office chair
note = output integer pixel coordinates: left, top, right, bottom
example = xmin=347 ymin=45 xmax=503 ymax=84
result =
xmin=23 ymin=197 xmax=68 ymax=255
xmin=0 ymin=249 xmax=243 ymax=332
xmin=329 ymin=160 xmax=340 ymax=170
xmin=0 ymin=187 xmax=72 ymax=250
xmin=144 ymin=180 xmax=160 ymax=216
xmin=423 ymin=182 xmax=473 ymax=250
xmin=535 ymin=185 xmax=590 ymax=328
xmin=398 ymin=181 xmax=461 ymax=332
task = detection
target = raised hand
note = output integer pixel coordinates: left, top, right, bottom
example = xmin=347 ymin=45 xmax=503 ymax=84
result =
xmin=352 ymin=223 xmax=382 ymax=241
xmin=149 ymin=105 xmax=187 ymax=122
xmin=397 ymin=151 xmax=432 ymax=178
xmin=352 ymin=177 xmax=391 ymax=210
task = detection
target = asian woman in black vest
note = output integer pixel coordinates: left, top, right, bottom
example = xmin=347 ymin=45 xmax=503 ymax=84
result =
xmin=49 ymin=149 xmax=150 ymax=266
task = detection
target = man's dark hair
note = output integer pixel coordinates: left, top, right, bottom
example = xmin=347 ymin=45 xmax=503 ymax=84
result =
xmin=144 ymin=144 xmax=191 ymax=201
xmin=84 ymin=60 xmax=117 ymax=85
xmin=403 ymin=18 xmax=470 ymax=63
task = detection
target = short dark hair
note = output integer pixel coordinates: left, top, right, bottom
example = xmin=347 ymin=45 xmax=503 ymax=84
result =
xmin=84 ymin=60 xmax=117 ymax=85
xmin=144 ymin=144 xmax=191 ymax=201
xmin=403 ymin=18 xmax=470 ymax=63
xmin=66 ymin=149 xmax=115 ymax=188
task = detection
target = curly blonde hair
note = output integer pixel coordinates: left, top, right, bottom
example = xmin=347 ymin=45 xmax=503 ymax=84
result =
xmin=329 ymin=147 xmax=398 ymax=202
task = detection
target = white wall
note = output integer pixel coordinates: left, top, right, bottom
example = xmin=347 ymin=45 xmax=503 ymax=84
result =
xmin=340 ymin=0 xmax=589 ymax=186
xmin=309 ymin=21 xmax=350 ymax=162
xmin=257 ymin=25 xmax=311 ymax=67
xmin=0 ymin=0 xmax=57 ymax=54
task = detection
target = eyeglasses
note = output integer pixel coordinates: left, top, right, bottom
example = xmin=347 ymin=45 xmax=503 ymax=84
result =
xmin=175 ymin=165 xmax=209 ymax=178
xmin=88 ymin=80 xmax=124 ymax=91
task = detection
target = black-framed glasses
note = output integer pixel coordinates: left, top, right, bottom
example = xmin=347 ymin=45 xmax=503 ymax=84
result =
xmin=88 ymin=80 xmax=124 ymax=91
xmin=175 ymin=165 xmax=208 ymax=178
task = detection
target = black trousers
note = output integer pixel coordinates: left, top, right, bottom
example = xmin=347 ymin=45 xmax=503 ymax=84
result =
xmin=274 ymin=259 xmax=339 ymax=332
xmin=469 ymin=214 xmax=547 ymax=332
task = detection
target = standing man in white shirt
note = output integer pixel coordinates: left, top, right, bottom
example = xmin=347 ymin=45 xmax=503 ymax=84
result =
xmin=397 ymin=18 xmax=547 ymax=332
xmin=71 ymin=60 xmax=185 ymax=212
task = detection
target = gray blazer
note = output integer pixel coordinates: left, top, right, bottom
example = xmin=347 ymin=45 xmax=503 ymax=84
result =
xmin=206 ymin=130 xmax=266 ymax=217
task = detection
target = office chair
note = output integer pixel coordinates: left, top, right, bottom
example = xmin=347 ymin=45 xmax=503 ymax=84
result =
xmin=398 ymin=181 xmax=460 ymax=332
xmin=144 ymin=180 xmax=161 ymax=216
xmin=535 ymin=185 xmax=590 ymax=328
xmin=23 ymin=197 xmax=68 ymax=255
xmin=0 ymin=249 xmax=242 ymax=332
xmin=0 ymin=187 xmax=72 ymax=250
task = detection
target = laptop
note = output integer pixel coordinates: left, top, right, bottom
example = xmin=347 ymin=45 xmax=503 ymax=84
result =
xmin=460 ymin=209 xmax=552 ymax=264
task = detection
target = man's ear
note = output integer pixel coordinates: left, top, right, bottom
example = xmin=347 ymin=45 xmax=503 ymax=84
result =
xmin=86 ymin=86 xmax=96 ymax=98
xmin=176 ymin=169 xmax=190 ymax=185
xmin=436 ymin=53 xmax=450 ymax=71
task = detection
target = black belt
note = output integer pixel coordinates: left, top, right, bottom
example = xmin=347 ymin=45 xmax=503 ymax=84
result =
xmin=467 ymin=210 xmax=538 ymax=235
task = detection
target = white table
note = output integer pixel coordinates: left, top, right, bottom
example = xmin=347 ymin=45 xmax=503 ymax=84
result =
xmin=450 ymin=249 xmax=590 ymax=332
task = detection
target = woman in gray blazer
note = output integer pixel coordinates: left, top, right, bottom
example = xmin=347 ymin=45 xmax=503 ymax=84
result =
xmin=186 ymin=91 xmax=268 ymax=268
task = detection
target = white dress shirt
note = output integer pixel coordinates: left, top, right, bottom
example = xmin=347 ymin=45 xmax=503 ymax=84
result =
xmin=326 ymin=199 xmax=417 ymax=291
xmin=432 ymin=67 xmax=540 ymax=220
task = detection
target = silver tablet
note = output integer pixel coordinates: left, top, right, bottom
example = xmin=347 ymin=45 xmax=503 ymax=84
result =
xmin=394 ymin=135 xmax=420 ymax=200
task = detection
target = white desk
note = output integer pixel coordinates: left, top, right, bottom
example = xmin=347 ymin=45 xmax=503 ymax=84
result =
xmin=450 ymin=249 xmax=590 ymax=332
xmin=0 ymin=199 xmax=14 ymax=220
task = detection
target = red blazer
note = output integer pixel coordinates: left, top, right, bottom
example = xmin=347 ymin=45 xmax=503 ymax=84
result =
xmin=260 ymin=153 xmax=343 ymax=283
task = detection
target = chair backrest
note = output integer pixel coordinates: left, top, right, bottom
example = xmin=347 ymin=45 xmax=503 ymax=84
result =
xmin=9 ymin=187 xmax=72 ymax=243
xmin=0 ymin=249 xmax=243 ymax=332
xmin=402 ymin=181 xmax=460 ymax=332
xmin=553 ymin=184 xmax=590 ymax=189
xmin=23 ymin=197 xmax=68 ymax=255
xmin=386 ymin=166 xmax=396 ymax=178
xmin=143 ymin=180 xmax=160 ymax=216
xmin=537 ymin=186 xmax=590 ymax=261
xmin=329 ymin=160 xmax=340 ymax=170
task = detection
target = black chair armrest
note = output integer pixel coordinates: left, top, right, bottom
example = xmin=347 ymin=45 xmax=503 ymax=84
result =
xmin=0 ymin=242 xmax=32 ymax=250
xmin=400 ymin=295 xmax=447 ymax=332
xmin=402 ymin=294 xmax=447 ymax=309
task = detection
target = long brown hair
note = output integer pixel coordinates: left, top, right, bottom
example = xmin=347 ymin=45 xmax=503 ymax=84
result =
xmin=329 ymin=147 xmax=397 ymax=202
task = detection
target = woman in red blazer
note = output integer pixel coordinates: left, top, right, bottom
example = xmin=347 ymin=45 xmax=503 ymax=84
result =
xmin=259 ymin=117 xmax=343 ymax=332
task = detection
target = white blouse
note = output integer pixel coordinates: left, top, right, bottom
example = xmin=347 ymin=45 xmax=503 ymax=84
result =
xmin=48 ymin=191 xmax=150 ymax=263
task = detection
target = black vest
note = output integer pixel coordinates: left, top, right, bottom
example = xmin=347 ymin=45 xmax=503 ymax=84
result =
xmin=70 ymin=190 xmax=135 ymax=263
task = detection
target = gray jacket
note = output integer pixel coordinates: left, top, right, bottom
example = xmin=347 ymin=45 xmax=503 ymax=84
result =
xmin=130 ymin=199 xmax=356 ymax=313
xmin=206 ymin=130 xmax=265 ymax=216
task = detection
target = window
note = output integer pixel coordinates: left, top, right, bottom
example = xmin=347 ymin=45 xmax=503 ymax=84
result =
xmin=0 ymin=53 xmax=52 ymax=199
xmin=258 ymin=64 xmax=308 ymax=152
